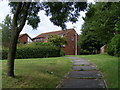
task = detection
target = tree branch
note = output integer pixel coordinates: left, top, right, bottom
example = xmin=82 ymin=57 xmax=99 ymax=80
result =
xmin=18 ymin=2 xmax=30 ymax=33
xmin=12 ymin=3 xmax=22 ymax=27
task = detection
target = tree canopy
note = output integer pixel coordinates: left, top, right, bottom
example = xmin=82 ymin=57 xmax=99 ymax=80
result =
xmin=78 ymin=2 xmax=120 ymax=54
xmin=48 ymin=35 xmax=68 ymax=48
xmin=9 ymin=2 xmax=87 ymax=29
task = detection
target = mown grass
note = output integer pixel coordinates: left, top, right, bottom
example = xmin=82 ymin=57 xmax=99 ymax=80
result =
xmin=74 ymin=54 xmax=118 ymax=88
xmin=1 ymin=57 xmax=72 ymax=88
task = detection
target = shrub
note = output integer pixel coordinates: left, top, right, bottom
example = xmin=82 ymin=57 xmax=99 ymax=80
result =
xmin=60 ymin=49 xmax=65 ymax=56
xmin=80 ymin=49 xmax=92 ymax=55
xmin=107 ymin=34 xmax=120 ymax=57
xmin=2 ymin=42 xmax=64 ymax=59
xmin=2 ymin=48 xmax=8 ymax=60
xmin=107 ymin=42 xmax=114 ymax=56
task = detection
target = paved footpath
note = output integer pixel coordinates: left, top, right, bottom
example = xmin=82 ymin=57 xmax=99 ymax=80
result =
xmin=57 ymin=57 xmax=107 ymax=88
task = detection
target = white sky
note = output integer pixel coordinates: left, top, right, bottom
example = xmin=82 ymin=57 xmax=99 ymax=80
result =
xmin=0 ymin=0 xmax=94 ymax=38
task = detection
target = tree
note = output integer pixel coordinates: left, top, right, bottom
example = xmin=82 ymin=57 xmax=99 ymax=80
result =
xmin=79 ymin=2 xmax=120 ymax=54
xmin=0 ymin=14 xmax=12 ymax=47
xmin=114 ymin=17 xmax=120 ymax=34
xmin=78 ymin=32 xmax=103 ymax=54
xmin=48 ymin=35 xmax=68 ymax=48
xmin=0 ymin=29 xmax=2 ymax=48
xmin=84 ymin=2 xmax=120 ymax=44
xmin=7 ymin=2 xmax=87 ymax=77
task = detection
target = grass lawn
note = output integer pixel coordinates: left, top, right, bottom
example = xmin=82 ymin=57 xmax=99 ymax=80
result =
xmin=73 ymin=54 xmax=118 ymax=88
xmin=1 ymin=57 xmax=72 ymax=88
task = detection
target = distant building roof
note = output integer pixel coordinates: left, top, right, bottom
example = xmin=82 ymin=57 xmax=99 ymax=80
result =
xmin=19 ymin=33 xmax=32 ymax=40
xmin=33 ymin=28 xmax=75 ymax=39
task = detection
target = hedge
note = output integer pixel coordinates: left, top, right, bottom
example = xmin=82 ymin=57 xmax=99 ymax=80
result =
xmin=80 ymin=49 xmax=92 ymax=55
xmin=2 ymin=45 xmax=61 ymax=59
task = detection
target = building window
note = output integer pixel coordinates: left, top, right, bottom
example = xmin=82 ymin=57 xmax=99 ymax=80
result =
xmin=61 ymin=45 xmax=65 ymax=48
xmin=71 ymin=36 xmax=74 ymax=41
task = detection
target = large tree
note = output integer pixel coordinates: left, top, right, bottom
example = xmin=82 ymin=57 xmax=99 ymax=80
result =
xmin=79 ymin=2 xmax=120 ymax=53
xmin=83 ymin=2 xmax=120 ymax=44
xmin=7 ymin=2 xmax=87 ymax=77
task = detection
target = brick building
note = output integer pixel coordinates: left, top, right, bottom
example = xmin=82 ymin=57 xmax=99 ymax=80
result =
xmin=33 ymin=28 xmax=80 ymax=55
xmin=19 ymin=33 xmax=32 ymax=44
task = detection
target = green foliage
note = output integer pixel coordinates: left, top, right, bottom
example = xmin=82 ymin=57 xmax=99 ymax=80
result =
xmin=22 ymin=42 xmax=54 ymax=47
xmin=9 ymin=2 xmax=42 ymax=29
xmin=107 ymin=34 xmax=120 ymax=57
xmin=43 ymin=2 xmax=87 ymax=29
xmin=16 ymin=46 xmax=60 ymax=59
xmin=79 ymin=2 xmax=120 ymax=55
xmin=114 ymin=17 xmax=120 ymax=34
xmin=48 ymin=35 xmax=68 ymax=48
xmin=107 ymin=43 xmax=114 ymax=56
xmin=9 ymin=2 xmax=87 ymax=30
xmin=0 ymin=14 xmax=12 ymax=47
xmin=80 ymin=49 xmax=92 ymax=55
xmin=81 ymin=2 xmax=120 ymax=44
xmin=0 ymin=29 xmax=2 ymax=46
xmin=1 ymin=48 xmax=8 ymax=60
xmin=2 ymin=42 xmax=63 ymax=59
xmin=60 ymin=49 xmax=65 ymax=56
xmin=78 ymin=34 xmax=103 ymax=54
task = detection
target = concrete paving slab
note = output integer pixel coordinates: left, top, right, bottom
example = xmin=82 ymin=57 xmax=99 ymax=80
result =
xmin=72 ymin=60 xmax=88 ymax=62
xmin=67 ymin=57 xmax=87 ymax=60
xmin=72 ymin=60 xmax=86 ymax=62
xmin=73 ymin=66 xmax=98 ymax=71
xmin=58 ymin=57 xmax=106 ymax=88
xmin=61 ymin=79 xmax=105 ymax=88
xmin=67 ymin=57 xmax=81 ymax=60
xmin=73 ymin=62 xmax=91 ymax=66
xmin=68 ymin=71 xmax=102 ymax=78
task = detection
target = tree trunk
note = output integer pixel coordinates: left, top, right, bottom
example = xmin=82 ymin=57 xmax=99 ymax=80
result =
xmin=7 ymin=3 xmax=30 ymax=77
xmin=7 ymin=28 xmax=19 ymax=77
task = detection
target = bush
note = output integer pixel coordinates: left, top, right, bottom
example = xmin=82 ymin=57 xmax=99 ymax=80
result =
xmin=60 ymin=50 xmax=65 ymax=56
xmin=107 ymin=34 xmax=120 ymax=57
xmin=2 ymin=42 xmax=64 ymax=59
xmin=2 ymin=48 xmax=8 ymax=59
xmin=107 ymin=42 xmax=114 ymax=56
xmin=80 ymin=49 xmax=92 ymax=55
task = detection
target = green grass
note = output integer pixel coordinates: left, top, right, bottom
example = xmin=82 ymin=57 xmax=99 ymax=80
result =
xmin=74 ymin=54 xmax=118 ymax=88
xmin=1 ymin=57 xmax=72 ymax=88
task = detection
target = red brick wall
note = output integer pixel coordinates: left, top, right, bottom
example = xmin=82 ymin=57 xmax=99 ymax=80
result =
xmin=19 ymin=35 xmax=28 ymax=44
xmin=63 ymin=29 xmax=79 ymax=55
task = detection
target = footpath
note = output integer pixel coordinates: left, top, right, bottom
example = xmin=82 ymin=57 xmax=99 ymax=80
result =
xmin=57 ymin=57 xmax=107 ymax=88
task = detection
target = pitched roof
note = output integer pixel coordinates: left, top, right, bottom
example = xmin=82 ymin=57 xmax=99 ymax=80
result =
xmin=19 ymin=33 xmax=32 ymax=40
xmin=33 ymin=28 xmax=75 ymax=39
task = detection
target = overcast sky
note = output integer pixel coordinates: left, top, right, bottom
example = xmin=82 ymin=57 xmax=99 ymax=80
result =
xmin=0 ymin=0 xmax=95 ymax=38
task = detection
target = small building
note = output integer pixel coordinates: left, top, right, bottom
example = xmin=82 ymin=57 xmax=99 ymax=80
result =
xmin=19 ymin=33 xmax=32 ymax=44
xmin=33 ymin=28 xmax=80 ymax=55
xmin=100 ymin=45 xmax=107 ymax=54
